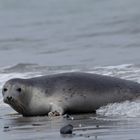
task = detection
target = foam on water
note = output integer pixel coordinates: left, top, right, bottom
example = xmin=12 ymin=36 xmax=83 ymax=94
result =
xmin=97 ymin=100 xmax=140 ymax=118
xmin=1 ymin=64 xmax=140 ymax=117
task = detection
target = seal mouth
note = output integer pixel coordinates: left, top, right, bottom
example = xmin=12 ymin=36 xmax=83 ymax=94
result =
xmin=5 ymin=97 xmax=25 ymax=114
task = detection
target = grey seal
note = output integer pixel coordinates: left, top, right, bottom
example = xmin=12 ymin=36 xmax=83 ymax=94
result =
xmin=2 ymin=72 xmax=140 ymax=116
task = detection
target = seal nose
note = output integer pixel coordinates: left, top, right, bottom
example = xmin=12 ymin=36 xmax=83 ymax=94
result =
xmin=3 ymin=96 xmax=13 ymax=103
xmin=7 ymin=96 xmax=13 ymax=101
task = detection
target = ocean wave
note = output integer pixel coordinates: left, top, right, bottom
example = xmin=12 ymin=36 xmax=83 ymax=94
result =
xmin=0 ymin=63 xmax=40 ymax=73
xmin=0 ymin=63 xmax=86 ymax=74
xmin=97 ymin=100 xmax=140 ymax=118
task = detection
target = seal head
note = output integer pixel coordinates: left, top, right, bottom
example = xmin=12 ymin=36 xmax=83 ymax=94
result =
xmin=2 ymin=78 xmax=51 ymax=116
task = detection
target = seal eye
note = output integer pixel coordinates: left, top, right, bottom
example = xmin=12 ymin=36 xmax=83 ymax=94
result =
xmin=3 ymin=88 xmax=7 ymax=92
xmin=17 ymin=88 xmax=22 ymax=92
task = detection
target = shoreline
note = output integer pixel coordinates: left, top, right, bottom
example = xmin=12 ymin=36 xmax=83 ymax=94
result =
xmin=1 ymin=106 xmax=140 ymax=140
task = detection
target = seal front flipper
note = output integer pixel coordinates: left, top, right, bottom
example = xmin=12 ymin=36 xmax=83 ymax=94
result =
xmin=48 ymin=104 xmax=64 ymax=117
xmin=48 ymin=111 xmax=62 ymax=117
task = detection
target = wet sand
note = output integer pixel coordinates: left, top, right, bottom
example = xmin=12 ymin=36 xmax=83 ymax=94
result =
xmin=1 ymin=106 xmax=140 ymax=140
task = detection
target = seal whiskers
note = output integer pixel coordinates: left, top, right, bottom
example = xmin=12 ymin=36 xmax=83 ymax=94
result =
xmin=8 ymin=99 xmax=25 ymax=114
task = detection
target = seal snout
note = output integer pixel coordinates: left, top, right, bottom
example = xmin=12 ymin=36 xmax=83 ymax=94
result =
xmin=7 ymin=96 xmax=13 ymax=101
xmin=3 ymin=95 xmax=14 ymax=104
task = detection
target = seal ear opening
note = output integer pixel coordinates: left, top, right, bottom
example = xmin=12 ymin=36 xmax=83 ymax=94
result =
xmin=16 ymin=88 xmax=22 ymax=92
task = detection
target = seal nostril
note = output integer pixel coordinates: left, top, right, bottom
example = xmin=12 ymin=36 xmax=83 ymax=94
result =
xmin=7 ymin=96 xmax=12 ymax=101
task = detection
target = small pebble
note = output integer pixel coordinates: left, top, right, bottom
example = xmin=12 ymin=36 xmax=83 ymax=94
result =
xmin=32 ymin=123 xmax=41 ymax=126
xmin=63 ymin=114 xmax=70 ymax=118
xmin=85 ymin=135 xmax=90 ymax=138
xmin=96 ymin=125 xmax=99 ymax=128
xmin=60 ymin=124 xmax=73 ymax=134
xmin=79 ymin=124 xmax=82 ymax=127
xmin=63 ymin=114 xmax=74 ymax=120
xmin=4 ymin=126 xmax=9 ymax=129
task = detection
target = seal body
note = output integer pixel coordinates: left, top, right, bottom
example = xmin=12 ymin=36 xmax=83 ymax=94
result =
xmin=2 ymin=72 xmax=140 ymax=116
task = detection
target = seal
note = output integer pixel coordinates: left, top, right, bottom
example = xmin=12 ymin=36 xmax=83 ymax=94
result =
xmin=2 ymin=72 xmax=140 ymax=116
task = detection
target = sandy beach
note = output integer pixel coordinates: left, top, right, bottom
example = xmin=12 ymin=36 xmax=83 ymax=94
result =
xmin=1 ymin=106 xmax=140 ymax=140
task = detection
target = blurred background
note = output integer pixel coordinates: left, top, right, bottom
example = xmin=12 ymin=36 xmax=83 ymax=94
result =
xmin=0 ymin=0 xmax=140 ymax=69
